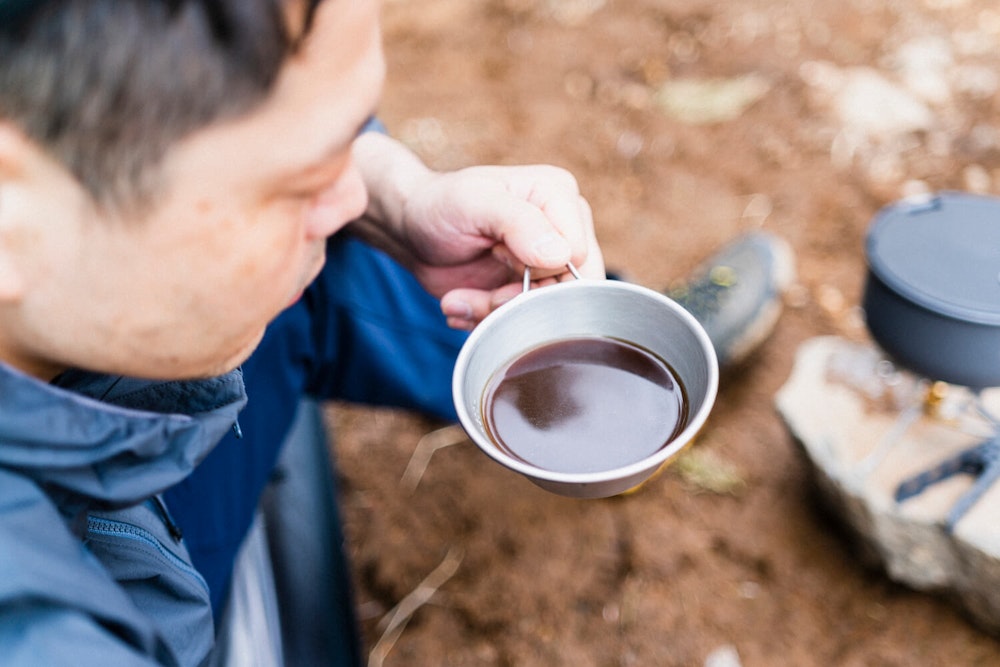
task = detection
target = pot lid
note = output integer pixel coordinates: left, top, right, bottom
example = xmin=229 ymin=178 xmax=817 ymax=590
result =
xmin=866 ymin=191 xmax=1000 ymax=326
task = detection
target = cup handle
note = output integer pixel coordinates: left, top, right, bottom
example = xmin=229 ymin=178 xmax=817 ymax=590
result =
xmin=522 ymin=262 xmax=582 ymax=293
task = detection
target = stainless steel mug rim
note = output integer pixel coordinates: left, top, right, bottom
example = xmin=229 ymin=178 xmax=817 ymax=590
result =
xmin=451 ymin=278 xmax=719 ymax=488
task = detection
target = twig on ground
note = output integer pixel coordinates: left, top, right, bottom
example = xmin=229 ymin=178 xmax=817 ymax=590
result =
xmin=368 ymin=546 xmax=465 ymax=667
xmin=399 ymin=424 xmax=467 ymax=493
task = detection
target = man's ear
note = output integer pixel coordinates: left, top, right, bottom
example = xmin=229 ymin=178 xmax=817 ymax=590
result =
xmin=0 ymin=121 xmax=30 ymax=179
xmin=0 ymin=122 xmax=34 ymax=303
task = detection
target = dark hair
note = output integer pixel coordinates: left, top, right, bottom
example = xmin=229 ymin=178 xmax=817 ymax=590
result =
xmin=0 ymin=0 xmax=322 ymax=209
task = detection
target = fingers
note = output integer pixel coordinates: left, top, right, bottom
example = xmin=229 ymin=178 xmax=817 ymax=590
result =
xmin=438 ymin=180 xmax=605 ymax=332
xmin=404 ymin=163 xmax=606 ymax=331
xmin=440 ymin=272 xmax=570 ymax=331
xmin=476 ymin=196 xmax=574 ymax=271
xmin=497 ymin=166 xmax=591 ymax=271
xmin=501 ymin=196 xmax=604 ymax=281
xmin=441 ymin=284 xmax=522 ymax=331
xmin=526 ymin=168 xmax=590 ymax=262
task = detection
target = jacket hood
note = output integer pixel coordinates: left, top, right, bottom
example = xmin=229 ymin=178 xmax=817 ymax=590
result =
xmin=0 ymin=362 xmax=247 ymax=508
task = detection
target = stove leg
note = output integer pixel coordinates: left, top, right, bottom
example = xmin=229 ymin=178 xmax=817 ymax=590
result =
xmin=893 ymin=439 xmax=1000 ymax=533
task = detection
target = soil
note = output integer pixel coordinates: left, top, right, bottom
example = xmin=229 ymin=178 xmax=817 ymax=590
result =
xmin=330 ymin=1 xmax=1000 ymax=664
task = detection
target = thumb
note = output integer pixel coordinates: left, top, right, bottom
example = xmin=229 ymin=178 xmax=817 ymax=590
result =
xmin=488 ymin=199 xmax=573 ymax=270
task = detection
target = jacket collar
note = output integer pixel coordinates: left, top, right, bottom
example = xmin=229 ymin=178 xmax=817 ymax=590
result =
xmin=0 ymin=362 xmax=247 ymax=507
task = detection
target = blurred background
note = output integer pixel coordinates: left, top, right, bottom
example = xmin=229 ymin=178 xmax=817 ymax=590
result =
xmin=332 ymin=1 xmax=1000 ymax=664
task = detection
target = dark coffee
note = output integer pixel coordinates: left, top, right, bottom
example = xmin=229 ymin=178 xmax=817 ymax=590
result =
xmin=482 ymin=336 xmax=688 ymax=474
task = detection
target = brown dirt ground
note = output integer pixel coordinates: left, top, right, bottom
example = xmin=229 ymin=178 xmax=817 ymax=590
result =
xmin=329 ymin=1 xmax=1000 ymax=664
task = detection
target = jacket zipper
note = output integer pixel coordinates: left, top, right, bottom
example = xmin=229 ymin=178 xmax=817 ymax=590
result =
xmin=87 ymin=515 xmax=210 ymax=596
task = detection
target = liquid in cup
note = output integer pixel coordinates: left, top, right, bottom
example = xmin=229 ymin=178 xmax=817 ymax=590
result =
xmin=482 ymin=336 xmax=688 ymax=474
xmin=452 ymin=277 xmax=718 ymax=498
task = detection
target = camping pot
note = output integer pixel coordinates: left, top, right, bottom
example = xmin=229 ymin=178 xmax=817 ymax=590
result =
xmin=452 ymin=272 xmax=718 ymax=498
xmin=862 ymin=192 xmax=1000 ymax=389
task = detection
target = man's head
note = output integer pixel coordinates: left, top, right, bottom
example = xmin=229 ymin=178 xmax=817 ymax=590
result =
xmin=0 ymin=0 xmax=385 ymax=380
xmin=1 ymin=0 xmax=324 ymax=208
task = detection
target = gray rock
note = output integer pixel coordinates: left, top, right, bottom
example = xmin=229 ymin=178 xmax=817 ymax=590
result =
xmin=775 ymin=336 xmax=1000 ymax=635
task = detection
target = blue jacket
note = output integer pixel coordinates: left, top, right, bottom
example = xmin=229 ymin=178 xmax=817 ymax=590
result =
xmin=165 ymin=234 xmax=466 ymax=616
xmin=0 ymin=234 xmax=466 ymax=665
xmin=0 ymin=363 xmax=246 ymax=666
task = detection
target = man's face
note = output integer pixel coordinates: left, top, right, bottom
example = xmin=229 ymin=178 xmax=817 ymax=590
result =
xmin=0 ymin=1 xmax=385 ymax=380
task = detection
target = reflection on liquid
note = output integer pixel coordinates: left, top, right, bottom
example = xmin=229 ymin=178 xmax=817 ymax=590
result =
xmin=510 ymin=364 xmax=583 ymax=430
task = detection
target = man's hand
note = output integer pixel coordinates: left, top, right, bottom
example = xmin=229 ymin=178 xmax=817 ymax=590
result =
xmin=351 ymin=132 xmax=605 ymax=329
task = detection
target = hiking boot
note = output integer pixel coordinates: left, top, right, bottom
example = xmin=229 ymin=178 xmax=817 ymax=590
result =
xmin=666 ymin=232 xmax=795 ymax=369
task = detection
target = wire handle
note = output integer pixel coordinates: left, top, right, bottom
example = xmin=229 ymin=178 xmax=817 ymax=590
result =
xmin=522 ymin=263 xmax=582 ymax=293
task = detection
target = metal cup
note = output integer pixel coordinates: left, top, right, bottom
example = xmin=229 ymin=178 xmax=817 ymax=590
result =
xmin=452 ymin=275 xmax=719 ymax=498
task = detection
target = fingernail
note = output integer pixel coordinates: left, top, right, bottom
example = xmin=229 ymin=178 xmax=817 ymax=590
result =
xmin=532 ymin=233 xmax=570 ymax=262
xmin=442 ymin=299 xmax=473 ymax=320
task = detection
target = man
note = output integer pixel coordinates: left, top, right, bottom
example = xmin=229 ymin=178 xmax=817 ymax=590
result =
xmin=0 ymin=1 xmax=604 ymax=664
